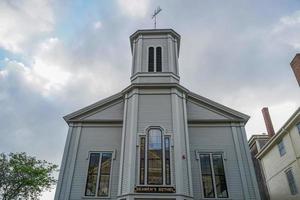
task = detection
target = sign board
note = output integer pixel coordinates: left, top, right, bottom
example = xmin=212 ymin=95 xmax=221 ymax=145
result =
xmin=134 ymin=186 xmax=176 ymax=193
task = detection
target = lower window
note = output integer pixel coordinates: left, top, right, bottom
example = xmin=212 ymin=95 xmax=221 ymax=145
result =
xmin=199 ymin=153 xmax=228 ymax=198
xmin=285 ymin=168 xmax=298 ymax=195
xmin=85 ymin=152 xmax=113 ymax=197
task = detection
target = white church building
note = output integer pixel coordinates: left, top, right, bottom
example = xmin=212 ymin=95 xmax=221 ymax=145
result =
xmin=55 ymin=29 xmax=261 ymax=200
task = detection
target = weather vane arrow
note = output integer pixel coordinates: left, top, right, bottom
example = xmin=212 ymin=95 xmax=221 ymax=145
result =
xmin=152 ymin=6 xmax=162 ymax=29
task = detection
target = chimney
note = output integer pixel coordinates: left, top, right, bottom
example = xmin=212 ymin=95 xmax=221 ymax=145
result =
xmin=290 ymin=53 xmax=300 ymax=86
xmin=262 ymin=107 xmax=275 ymax=137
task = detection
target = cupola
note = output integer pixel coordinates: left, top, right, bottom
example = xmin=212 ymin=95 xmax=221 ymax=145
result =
xmin=129 ymin=29 xmax=181 ymax=84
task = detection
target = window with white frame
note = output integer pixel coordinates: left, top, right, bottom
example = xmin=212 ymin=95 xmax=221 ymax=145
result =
xmin=277 ymin=139 xmax=286 ymax=157
xmin=285 ymin=168 xmax=298 ymax=195
xmin=148 ymin=47 xmax=162 ymax=72
xmin=85 ymin=152 xmax=113 ymax=197
xmin=139 ymin=128 xmax=171 ymax=185
xmin=199 ymin=153 xmax=228 ymax=198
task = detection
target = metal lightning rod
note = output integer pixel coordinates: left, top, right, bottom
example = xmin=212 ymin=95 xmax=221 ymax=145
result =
xmin=152 ymin=6 xmax=162 ymax=29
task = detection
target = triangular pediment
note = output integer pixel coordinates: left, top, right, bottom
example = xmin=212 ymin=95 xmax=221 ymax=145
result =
xmin=64 ymin=93 xmax=124 ymax=122
xmin=187 ymin=100 xmax=230 ymax=120
xmin=187 ymin=92 xmax=249 ymax=122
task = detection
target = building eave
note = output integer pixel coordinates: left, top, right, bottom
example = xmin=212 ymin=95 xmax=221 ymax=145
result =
xmin=256 ymin=107 xmax=300 ymax=159
xmin=63 ymin=92 xmax=124 ymax=123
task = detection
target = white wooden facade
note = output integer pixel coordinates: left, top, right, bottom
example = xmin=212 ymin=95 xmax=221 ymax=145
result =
xmin=55 ymin=29 xmax=261 ymax=200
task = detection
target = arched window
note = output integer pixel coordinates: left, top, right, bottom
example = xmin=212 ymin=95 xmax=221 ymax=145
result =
xmin=148 ymin=47 xmax=154 ymax=72
xmin=147 ymin=129 xmax=163 ymax=185
xmin=156 ymin=47 xmax=162 ymax=72
xmin=139 ymin=128 xmax=171 ymax=185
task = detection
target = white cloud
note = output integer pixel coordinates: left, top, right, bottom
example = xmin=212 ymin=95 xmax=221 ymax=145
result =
xmin=93 ymin=21 xmax=103 ymax=30
xmin=0 ymin=0 xmax=54 ymax=53
xmin=270 ymin=10 xmax=300 ymax=50
xmin=118 ymin=0 xmax=149 ymax=18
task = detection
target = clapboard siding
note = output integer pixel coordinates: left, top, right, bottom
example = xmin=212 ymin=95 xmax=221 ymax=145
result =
xmin=69 ymin=127 xmax=122 ymax=200
xmin=138 ymin=94 xmax=173 ymax=132
xmin=187 ymin=100 xmax=230 ymax=121
xmin=83 ymin=101 xmax=124 ymax=121
xmin=236 ymin=127 xmax=257 ymax=200
xmin=189 ymin=126 xmax=244 ymax=199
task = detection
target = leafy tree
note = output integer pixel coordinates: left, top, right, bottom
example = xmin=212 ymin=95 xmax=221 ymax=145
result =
xmin=0 ymin=152 xmax=58 ymax=200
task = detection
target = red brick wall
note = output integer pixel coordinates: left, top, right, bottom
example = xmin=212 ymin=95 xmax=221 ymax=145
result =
xmin=290 ymin=54 xmax=300 ymax=86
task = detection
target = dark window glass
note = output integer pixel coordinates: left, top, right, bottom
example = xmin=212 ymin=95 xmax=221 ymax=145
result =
xmin=147 ymin=129 xmax=163 ymax=185
xmin=140 ymin=137 xmax=146 ymax=185
xmin=85 ymin=153 xmax=100 ymax=196
xmin=200 ymin=154 xmax=215 ymax=198
xmin=212 ymin=154 xmax=228 ymax=198
xmin=286 ymin=169 xmax=298 ymax=195
xmin=98 ymin=153 xmax=112 ymax=197
xmin=148 ymin=47 xmax=154 ymax=72
xmin=297 ymin=123 xmax=300 ymax=134
xmin=156 ymin=47 xmax=162 ymax=72
xmin=165 ymin=137 xmax=171 ymax=185
xmin=278 ymin=140 xmax=286 ymax=156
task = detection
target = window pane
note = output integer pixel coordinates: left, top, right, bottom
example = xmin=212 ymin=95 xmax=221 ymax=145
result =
xmin=297 ymin=123 xmax=300 ymax=134
xmin=98 ymin=153 xmax=112 ymax=197
xmin=278 ymin=140 xmax=286 ymax=156
xmin=165 ymin=137 xmax=171 ymax=185
xmin=140 ymin=137 xmax=146 ymax=184
xmin=156 ymin=47 xmax=162 ymax=72
xmin=200 ymin=154 xmax=215 ymax=198
xmin=147 ymin=129 xmax=163 ymax=185
xmin=85 ymin=153 xmax=100 ymax=196
xmin=148 ymin=47 xmax=154 ymax=72
xmin=286 ymin=169 xmax=298 ymax=195
xmin=212 ymin=154 xmax=228 ymax=198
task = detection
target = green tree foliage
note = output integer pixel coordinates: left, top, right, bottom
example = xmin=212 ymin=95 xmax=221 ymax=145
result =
xmin=0 ymin=152 xmax=58 ymax=200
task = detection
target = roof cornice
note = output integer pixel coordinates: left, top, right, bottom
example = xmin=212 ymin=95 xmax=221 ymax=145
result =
xmin=129 ymin=29 xmax=181 ymax=54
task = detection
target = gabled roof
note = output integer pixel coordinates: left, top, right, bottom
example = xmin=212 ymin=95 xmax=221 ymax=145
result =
xmin=63 ymin=92 xmax=124 ymax=123
xmin=63 ymin=83 xmax=250 ymax=124
xmin=187 ymin=92 xmax=250 ymax=123
xmin=256 ymin=107 xmax=300 ymax=159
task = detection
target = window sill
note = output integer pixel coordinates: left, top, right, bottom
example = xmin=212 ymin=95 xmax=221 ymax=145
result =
xmin=82 ymin=196 xmax=111 ymax=199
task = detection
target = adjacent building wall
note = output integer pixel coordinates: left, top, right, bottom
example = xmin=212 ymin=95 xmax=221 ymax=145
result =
xmin=260 ymin=126 xmax=300 ymax=200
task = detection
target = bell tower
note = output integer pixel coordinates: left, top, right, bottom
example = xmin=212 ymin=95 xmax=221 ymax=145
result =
xmin=130 ymin=29 xmax=181 ymax=84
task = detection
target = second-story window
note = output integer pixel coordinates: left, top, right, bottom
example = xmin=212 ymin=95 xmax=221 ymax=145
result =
xmin=148 ymin=47 xmax=162 ymax=72
xmin=278 ymin=139 xmax=286 ymax=157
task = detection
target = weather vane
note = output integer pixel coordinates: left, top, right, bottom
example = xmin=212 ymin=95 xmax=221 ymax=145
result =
xmin=152 ymin=6 xmax=162 ymax=29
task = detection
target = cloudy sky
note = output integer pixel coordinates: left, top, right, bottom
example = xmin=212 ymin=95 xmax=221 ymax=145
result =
xmin=0 ymin=0 xmax=299 ymax=199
